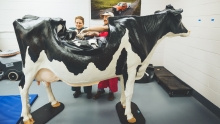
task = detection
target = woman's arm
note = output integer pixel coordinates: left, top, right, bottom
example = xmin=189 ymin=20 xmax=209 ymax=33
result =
xmin=88 ymin=25 xmax=108 ymax=32
xmin=77 ymin=25 xmax=108 ymax=39
xmin=85 ymin=31 xmax=100 ymax=37
xmin=81 ymin=25 xmax=108 ymax=33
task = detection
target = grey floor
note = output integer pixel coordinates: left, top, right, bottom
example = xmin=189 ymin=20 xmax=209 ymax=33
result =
xmin=0 ymin=79 xmax=220 ymax=124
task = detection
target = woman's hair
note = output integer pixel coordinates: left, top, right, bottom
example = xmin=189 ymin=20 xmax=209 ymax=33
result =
xmin=75 ymin=16 xmax=84 ymax=24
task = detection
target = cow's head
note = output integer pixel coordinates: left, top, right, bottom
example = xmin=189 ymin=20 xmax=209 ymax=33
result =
xmin=155 ymin=4 xmax=190 ymax=37
xmin=106 ymin=5 xmax=190 ymax=61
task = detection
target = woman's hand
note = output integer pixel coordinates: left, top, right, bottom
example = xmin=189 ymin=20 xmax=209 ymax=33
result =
xmin=76 ymin=33 xmax=85 ymax=40
xmin=77 ymin=27 xmax=101 ymax=39
xmin=76 ymin=28 xmax=89 ymax=39
xmin=80 ymin=28 xmax=89 ymax=34
xmin=85 ymin=32 xmax=99 ymax=37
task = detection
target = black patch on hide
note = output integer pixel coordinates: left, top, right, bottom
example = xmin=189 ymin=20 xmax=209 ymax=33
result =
xmin=122 ymin=63 xmax=128 ymax=89
xmin=19 ymin=73 xmax=25 ymax=89
xmin=13 ymin=16 xmax=125 ymax=75
xmin=116 ymin=48 xmax=127 ymax=75
xmin=136 ymin=65 xmax=142 ymax=76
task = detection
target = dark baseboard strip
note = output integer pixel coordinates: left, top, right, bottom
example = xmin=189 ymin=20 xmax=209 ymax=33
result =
xmin=192 ymin=89 xmax=220 ymax=118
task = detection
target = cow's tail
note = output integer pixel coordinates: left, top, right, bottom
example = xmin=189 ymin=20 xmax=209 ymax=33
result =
xmin=13 ymin=20 xmax=28 ymax=68
xmin=135 ymin=63 xmax=150 ymax=80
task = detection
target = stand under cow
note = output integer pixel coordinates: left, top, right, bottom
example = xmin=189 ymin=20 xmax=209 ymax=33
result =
xmin=13 ymin=5 xmax=190 ymax=124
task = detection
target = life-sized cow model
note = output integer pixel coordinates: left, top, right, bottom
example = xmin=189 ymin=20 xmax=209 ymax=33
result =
xmin=13 ymin=5 xmax=189 ymax=124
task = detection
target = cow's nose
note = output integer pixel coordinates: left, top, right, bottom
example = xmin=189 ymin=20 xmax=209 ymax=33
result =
xmin=181 ymin=30 xmax=190 ymax=37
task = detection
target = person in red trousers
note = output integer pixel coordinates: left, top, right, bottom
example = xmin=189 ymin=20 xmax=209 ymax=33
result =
xmin=93 ymin=12 xmax=118 ymax=101
xmin=93 ymin=77 xmax=118 ymax=101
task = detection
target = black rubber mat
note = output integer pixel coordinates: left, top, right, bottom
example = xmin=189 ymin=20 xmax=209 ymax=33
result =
xmin=154 ymin=66 xmax=192 ymax=97
xmin=159 ymin=77 xmax=191 ymax=90
xmin=154 ymin=66 xmax=174 ymax=77
xmin=116 ymin=102 xmax=145 ymax=124
xmin=20 ymin=102 xmax=64 ymax=124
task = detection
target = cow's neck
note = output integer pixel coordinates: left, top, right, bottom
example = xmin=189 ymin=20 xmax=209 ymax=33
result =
xmin=139 ymin=14 xmax=172 ymax=68
xmin=143 ymin=14 xmax=169 ymax=55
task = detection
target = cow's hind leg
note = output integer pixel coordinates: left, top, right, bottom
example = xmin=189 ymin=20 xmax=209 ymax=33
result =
xmin=19 ymin=74 xmax=35 ymax=124
xmin=124 ymin=69 xmax=136 ymax=123
xmin=119 ymin=76 xmax=126 ymax=108
xmin=44 ymin=82 xmax=60 ymax=107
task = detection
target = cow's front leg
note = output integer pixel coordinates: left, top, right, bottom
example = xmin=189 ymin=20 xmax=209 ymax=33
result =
xmin=124 ymin=69 xmax=136 ymax=123
xmin=44 ymin=82 xmax=60 ymax=107
xmin=19 ymin=76 xmax=35 ymax=124
xmin=119 ymin=75 xmax=126 ymax=108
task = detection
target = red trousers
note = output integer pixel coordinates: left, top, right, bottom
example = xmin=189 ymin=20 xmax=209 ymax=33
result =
xmin=98 ymin=77 xmax=118 ymax=92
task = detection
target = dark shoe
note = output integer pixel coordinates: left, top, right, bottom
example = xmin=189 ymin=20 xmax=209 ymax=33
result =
xmin=108 ymin=92 xmax=114 ymax=101
xmin=73 ymin=91 xmax=81 ymax=98
xmin=86 ymin=92 xmax=92 ymax=99
xmin=93 ymin=90 xmax=105 ymax=99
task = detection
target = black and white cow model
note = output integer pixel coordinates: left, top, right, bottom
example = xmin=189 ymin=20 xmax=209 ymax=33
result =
xmin=13 ymin=5 xmax=190 ymax=124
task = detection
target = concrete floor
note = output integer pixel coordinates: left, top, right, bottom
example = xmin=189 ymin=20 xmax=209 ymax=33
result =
xmin=0 ymin=79 xmax=220 ymax=124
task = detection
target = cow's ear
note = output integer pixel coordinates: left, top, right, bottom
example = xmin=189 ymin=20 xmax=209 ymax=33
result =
xmin=166 ymin=4 xmax=175 ymax=10
xmin=168 ymin=8 xmax=183 ymax=16
xmin=154 ymin=10 xmax=161 ymax=14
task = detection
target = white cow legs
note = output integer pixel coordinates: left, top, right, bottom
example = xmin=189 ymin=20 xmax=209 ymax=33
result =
xmin=44 ymin=82 xmax=60 ymax=107
xmin=124 ymin=70 xmax=136 ymax=123
xmin=19 ymin=75 xmax=34 ymax=122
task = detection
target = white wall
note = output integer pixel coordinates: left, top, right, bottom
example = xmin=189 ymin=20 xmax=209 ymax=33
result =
xmin=163 ymin=0 xmax=220 ymax=108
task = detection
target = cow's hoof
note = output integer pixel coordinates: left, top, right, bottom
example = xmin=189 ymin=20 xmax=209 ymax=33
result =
xmin=23 ymin=119 xmax=34 ymax=124
xmin=121 ymin=103 xmax=126 ymax=108
xmin=30 ymin=118 xmax=35 ymax=123
xmin=128 ymin=117 xmax=136 ymax=123
xmin=52 ymin=102 xmax=60 ymax=107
